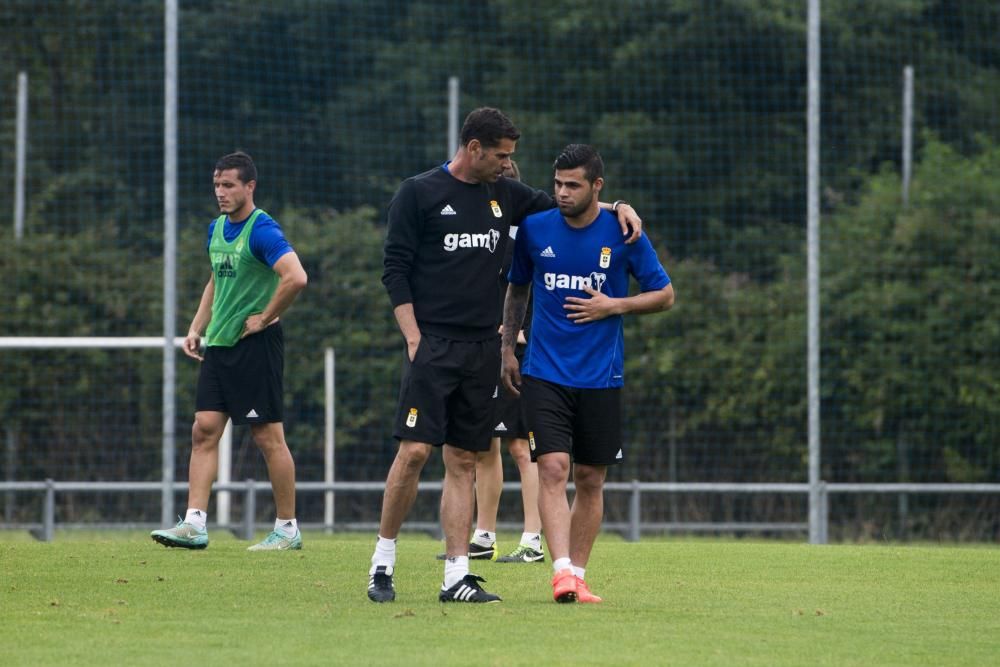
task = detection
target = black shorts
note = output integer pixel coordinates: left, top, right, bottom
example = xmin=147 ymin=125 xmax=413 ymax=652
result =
xmin=522 ymin=375 xmax=623 ymax=466
xmin=493 ymin=346 xmax=528 ymax=439
xmin=195 ymin=322 xmax=284 ymax=425
xmin=393 ymin=333 xmax=500 ymax=452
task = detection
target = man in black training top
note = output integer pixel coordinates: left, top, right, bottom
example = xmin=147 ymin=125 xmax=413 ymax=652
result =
xmin=369 ymin=107 xmax=642 ymax=603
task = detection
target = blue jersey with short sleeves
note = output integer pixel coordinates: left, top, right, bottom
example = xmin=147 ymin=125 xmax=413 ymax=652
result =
xmin=508 ymin=208 xmax=670 ymax=389
xmin=206 ymin=208 xmax=293 ymax=267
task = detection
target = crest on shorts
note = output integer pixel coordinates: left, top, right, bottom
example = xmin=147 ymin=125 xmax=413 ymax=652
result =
xmin=599 ymin=246 xmax=611 ymax=269
xmin=490 ymin=200 xmax=502 ymax=218
xmin=406 ymin=408 xmax=418 ymax=427
xmin=528 ymin=431 xmax=536 ymax=451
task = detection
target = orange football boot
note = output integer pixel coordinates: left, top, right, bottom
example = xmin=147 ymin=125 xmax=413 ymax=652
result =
xmin=551 ymin=569 xmax=577 ymax=603
xmin=575 ymin=577 xmax=603 ymax=603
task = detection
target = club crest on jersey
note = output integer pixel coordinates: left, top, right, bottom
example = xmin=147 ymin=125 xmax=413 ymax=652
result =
xmin=490 ymin=200 xmax=502 ymax=218
xmin=406 ymin=408 xmax=418 ymax=427
xmin=599 ymin=246 xmax=611 ymax=268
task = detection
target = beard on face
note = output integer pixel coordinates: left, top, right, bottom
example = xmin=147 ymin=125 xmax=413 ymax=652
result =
xmin=559 ymin=192 xmax=594 ymax=218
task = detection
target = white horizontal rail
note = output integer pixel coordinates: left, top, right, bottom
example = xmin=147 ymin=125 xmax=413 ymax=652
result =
xmin=0 ymin=337 xmax=185 ymax=349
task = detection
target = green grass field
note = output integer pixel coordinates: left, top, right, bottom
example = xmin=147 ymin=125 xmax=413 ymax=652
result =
xmin=1 ymin=532 xmax=997 ymax=666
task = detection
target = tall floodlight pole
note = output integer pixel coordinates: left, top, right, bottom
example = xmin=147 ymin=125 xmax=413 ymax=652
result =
xmin=806 ymin=0 xmax=824 ymax=544
xmin=447 ymin=76 xmax=460 ymax=158
xmin=14 ymin=72 xmax=28 ymax=240
xmin=901 ymin=66 xmax=914 ymax=207
xmin=162 ymin=0 xmax=179 ymax=526
xmin=8 ymin=72 xmax=29 ymax=518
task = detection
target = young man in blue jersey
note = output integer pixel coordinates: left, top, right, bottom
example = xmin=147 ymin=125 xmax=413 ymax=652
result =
xmin=501 ymin=144 xmax=674 ymax=603
xmin=151 ymin=152 xmax=308 ymax=552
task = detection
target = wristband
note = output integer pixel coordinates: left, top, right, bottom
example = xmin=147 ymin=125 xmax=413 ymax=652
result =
xmin=612 ymin=199 xmax=628 ymax=212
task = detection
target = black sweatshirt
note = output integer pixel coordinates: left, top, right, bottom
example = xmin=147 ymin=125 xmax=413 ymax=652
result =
xmin=382 ymin=165 xmax=553 ymax=340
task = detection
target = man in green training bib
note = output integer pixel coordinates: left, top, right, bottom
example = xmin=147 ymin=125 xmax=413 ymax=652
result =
xmin=151 ymin=152 xmax=308 ymax=552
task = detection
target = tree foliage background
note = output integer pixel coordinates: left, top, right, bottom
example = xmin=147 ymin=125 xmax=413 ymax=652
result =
xmin=0 ymin=1 xmax=997 ymax=538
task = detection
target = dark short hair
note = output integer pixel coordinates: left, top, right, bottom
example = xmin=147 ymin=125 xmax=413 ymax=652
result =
xmin=214 ymin=151 xmax=257 ymax=184
xmin=553 ymin=144 xmax=604 ymax=183
xmin=459 ymin=107 xmax=521 ymax=148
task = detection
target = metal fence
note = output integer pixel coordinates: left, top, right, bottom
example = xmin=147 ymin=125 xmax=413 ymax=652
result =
xmin=2 ymin=1 xmax=998 ymax=542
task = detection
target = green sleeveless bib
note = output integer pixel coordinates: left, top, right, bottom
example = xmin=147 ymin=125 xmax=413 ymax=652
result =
xmin=204 ymin=209 xmax=279 ymax=347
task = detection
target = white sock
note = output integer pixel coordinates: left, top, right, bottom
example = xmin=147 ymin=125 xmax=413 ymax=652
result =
xmin=471 ymin=529 xmax=496 ymax=547
xmin=572 ymin=566 xmax=586 ymax=580
xmin=184 ymin=508 xmax=207 ymax=531
xmin=553 ymin=557 xmax=572 ymax=574
xmin=520 ymin=532 xmax=542 ymax=549
xmin=370 ymin=535 xmax=396 ymax=574
xmin=444 ymin=555 xmax=469 ymax=589
xmin=275 ymin=518 xmax=297 ymax=537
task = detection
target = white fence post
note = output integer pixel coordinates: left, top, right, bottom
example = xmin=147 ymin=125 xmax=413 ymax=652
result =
xmin=217 ymin=420 xmax=233 ymax=527
xmin=324 ymin=348 xmax=335 ymax=532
